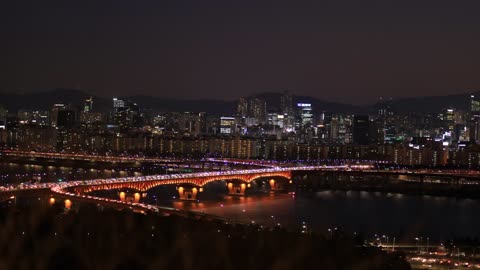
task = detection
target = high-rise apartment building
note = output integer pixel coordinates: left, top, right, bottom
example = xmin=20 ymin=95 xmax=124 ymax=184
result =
xmin=220 ymin=117 xmax=236 ymax=134
xmin=280 ymin=91 xmax=293 ymax=115
xmin=51 ymin=104 xmax=66 ymax=127
xmin=236 ymin=97 xmax=267 ymax=124
xmin=237 ymin=97 xmax=248 ymax=117
xmin=113 ymin=98 xmax=125 ymax=113
xmin=471 ymin=94 xmax=480 ymax=114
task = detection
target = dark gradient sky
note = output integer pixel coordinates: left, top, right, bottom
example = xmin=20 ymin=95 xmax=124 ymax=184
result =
xmin=1 ymin=0 xmax=480 ymax=104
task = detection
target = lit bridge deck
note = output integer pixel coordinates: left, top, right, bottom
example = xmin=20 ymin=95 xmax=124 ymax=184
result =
xmin=2 ymin=156 xmax=480 ymax=218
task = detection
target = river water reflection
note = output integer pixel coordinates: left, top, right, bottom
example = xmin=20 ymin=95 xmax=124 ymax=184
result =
xmin=150 ymin=182 xmax=480 ymax=242
xmin=2 ymin=162 xmax=479 ymax=241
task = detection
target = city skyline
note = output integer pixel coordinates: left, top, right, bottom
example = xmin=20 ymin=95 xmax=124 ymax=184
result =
xmin=2 ymin=90 xmax=480 ymax=166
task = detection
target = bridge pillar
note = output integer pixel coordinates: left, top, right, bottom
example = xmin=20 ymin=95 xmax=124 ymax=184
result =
xmin=119 ymin=191 xmax=126 ymax=202
xmin=227 ymin=182 xmax=249 ymax=195
xmin=119 ymin=191 xmax=143 ymax=203
xmin=133 ymin=192 xmax=141 ymax=203
xmin=269 ymin=179 xmax=286 ymax=192
xmin=64 ymin=199 xmax=72 ymax=211
xmin=177 ymin=186 xmax=200 ymax=201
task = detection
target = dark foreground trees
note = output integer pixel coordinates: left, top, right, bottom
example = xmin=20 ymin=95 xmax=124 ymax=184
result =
xmin=0 ymin=204 xmax=411 ymax=270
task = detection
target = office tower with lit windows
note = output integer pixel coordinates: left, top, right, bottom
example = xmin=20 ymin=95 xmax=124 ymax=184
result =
xmin=51 ymin=104 xmax=66 ymax=127
xmin=237 ymin=97 xmax=248 ymax=117
xmin=80 ymin=97 xmax=102 ymax=127
xmin=236 ymin=97 xmax=266 ymax=125
xmin=376 ymin=97 xmax=393 ymax=118
xmin=114 ymin=101 xmax=141 ymax=129
xmin=267 ymin=113 xmax=286 ymax=129
xmin=470 ymin=118 xmax=480 ymax=144
xmin=296 ymin=103 xmax=313 ymax=129
xmin=177 ymin=112 xmax=206 ymax=136
xmin=0 ymin=106 xmax=7 ymax=129
xmin=280 ymin=91 xmax=293 ymax=115
xmin=220 ymin=117 xmax=236 ymax=134
xmin=32 ymin=111 xmax=50 ymax=126
xmin=470 ymin=94 xmax=480 ymax=143
xmin=444 ymin=108 xmax=455 ymax=131
xmin=471 ymin=94 xmax=480 ymax=113
xmin=17 ymin=110 xmax=32 ymax=125
xmin=113 ymin=98 xmax=126 ymax=113
xmin=248 ymin=98 xmax=266 ymax=124
xmin=83 ymin=97 xmax=93 ymax=112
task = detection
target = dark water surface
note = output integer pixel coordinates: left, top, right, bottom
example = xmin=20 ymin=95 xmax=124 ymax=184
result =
xmin=149 ymin=182 xmax=480 ymax=242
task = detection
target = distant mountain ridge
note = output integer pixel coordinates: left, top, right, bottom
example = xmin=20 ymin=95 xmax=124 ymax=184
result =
xmin=0 ymin=89 xmax=236 ymax=115
xmin=252 ymin=92 xmax=363 ymax=114
xmin=0 ymin=89 xmax=108 ymax=112
xmin=0 ymin=89 xmax=476 ymax=115
xmin=387 ymin=92 xmax=477 ymax=113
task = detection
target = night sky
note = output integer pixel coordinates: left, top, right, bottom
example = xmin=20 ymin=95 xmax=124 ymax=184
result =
xmin=1 ymin=0 xmax=480 ymax=104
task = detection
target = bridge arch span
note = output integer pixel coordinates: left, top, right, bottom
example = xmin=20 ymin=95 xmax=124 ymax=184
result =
xmin=72 ymin=171 xmax=293 ymax=194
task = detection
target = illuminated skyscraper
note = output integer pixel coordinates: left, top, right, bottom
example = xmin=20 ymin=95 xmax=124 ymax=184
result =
xmin=178 ymin=112 xmax=206 ymax=136
xmin=83 ymin=97 xmax=93 ymax=112
xmin=237 ymin=97 xmax=248 ymax=117
xmin=114 ymin=101 xmax=141 ymax=129
xmin=51 ymin=104 xmax=66 ymax=127
xmin=376 ymin=97 xmax=393 ymax=118
xmin=444 ymin=108 xmax=455 ymax=131
xmin=113 ymin=98 xmax=126 ymax=113
xmin=470 ymin=117 xmax=480 ymax=144
xmin=248 ymin=98 xmax=266 ymax=124
xmin=220 ymin=117 xmax=236 ymax=134
xmin=296 ymin=103 xmax=313 ymax=128
xmin=236 ymin=96 xmax=267 ymax=124
xmin=0 ymin=106 xmax=7 ymax=129
xmin=471 ymin=94 xmax=480 ymax=113
xmin=280 ymin=91 xmax=293 ymax=115
xmin=470 ymin=95 xmax=480 ymax=143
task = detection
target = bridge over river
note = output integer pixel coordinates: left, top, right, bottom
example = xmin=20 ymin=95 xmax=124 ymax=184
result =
xmin=1 ymin=153 xmax=480 ymax=221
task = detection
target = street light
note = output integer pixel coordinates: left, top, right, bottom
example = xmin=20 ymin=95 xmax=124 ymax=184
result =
xmin=301 ymin=221 xmax=309 ymax=234
xmin=458 ymin=247 xmax=461 ymax=260
xmin=382 ymin=235 xmax=389 ymax=249
xmin=10 ymin=195 xmax=16 ymax=206
xmin=270 ymin=216 xmax=277 ymax=228
xmin=426 ymin=237 xmax=429 ymax=254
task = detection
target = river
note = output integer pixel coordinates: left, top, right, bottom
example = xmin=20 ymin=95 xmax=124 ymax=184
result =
xmin=1 ymin=162 xmax=479 ymax=242
xmin=148 ymin=182 xmax=480 ymax=242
